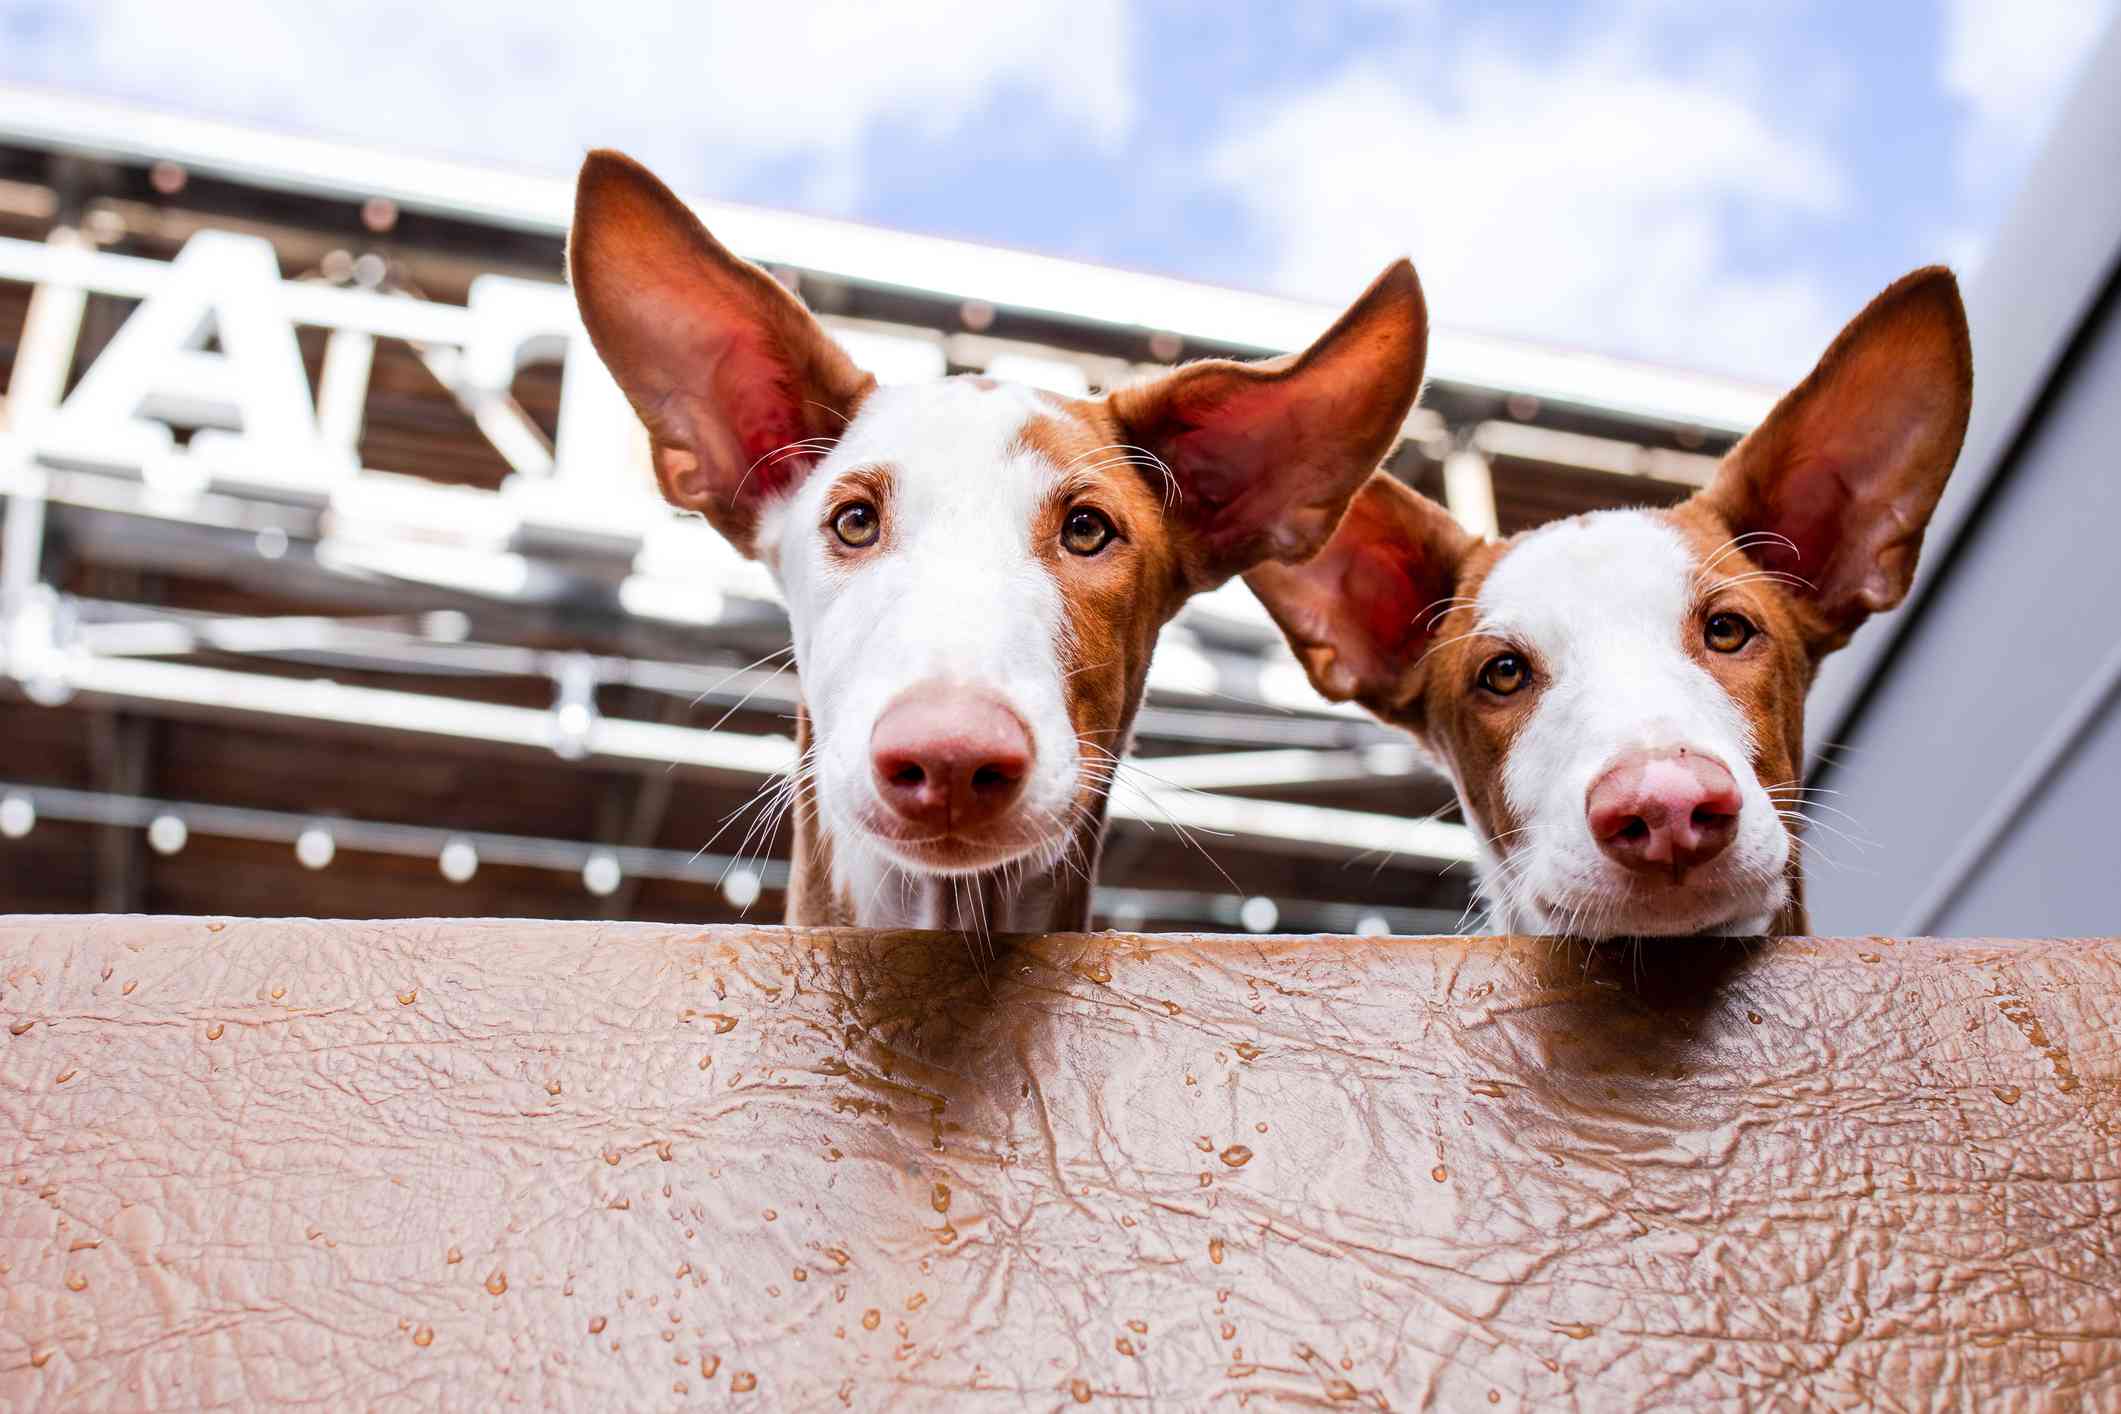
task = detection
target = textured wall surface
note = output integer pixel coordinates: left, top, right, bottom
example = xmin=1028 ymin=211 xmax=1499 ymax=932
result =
xmin=3 ymin=918 xmax=2118 ymax=1409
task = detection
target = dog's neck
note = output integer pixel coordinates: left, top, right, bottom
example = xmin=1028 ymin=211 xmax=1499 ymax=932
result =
xmin=781 ymin=706 xmax=1109 ymax=932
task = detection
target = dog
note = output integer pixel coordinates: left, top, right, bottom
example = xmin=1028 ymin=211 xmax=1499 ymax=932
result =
xmin=1246 ymin=268 xmax=1973 ymax=937
xmin=569 ymin=151 xmax=1427 ymax=930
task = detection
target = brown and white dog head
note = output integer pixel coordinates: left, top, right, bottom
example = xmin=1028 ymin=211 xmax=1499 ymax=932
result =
xmin=1247 ymin=268 xmax=1973 ymax=937
xmin=569 ymin=151 xmax=1426 ymax=919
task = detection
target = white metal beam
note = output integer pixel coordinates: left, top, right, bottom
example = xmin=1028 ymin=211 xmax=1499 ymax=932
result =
xmin=1131 ymin=744 xmax=1428 ymax=791
xmin=1441 ymin=449 xmax=1501 ymax=539
xmin=40 ymin=653 xmax=1476 ymax=866
xmin=1472 ymin=419 xmax=1721 ymax=488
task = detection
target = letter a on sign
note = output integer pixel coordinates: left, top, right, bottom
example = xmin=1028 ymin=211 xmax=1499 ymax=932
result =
xmin=50 ymin=231 xmax=318 ymax=472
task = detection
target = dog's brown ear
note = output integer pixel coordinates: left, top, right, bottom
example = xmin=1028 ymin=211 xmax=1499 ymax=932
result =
xmin=1108 ymin=259 xmax=1428 ymax=590
xmin=1245 ymin=473 xmax=1476 ymax=727
xmin=569 ymin=150 xmax=874 ymax=557
xmin=1697 ymin=266 xmax=1973 ymax=652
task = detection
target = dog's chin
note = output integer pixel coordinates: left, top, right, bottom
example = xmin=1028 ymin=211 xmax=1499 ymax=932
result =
xmin=856 ymin=814 xmax=1066 ymax=879
xmin=1524 ymin=872 xmax=1785 ymax=940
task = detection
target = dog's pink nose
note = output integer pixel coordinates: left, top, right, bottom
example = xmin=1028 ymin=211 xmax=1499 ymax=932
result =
xmin=1586 ymin=748 xmax=1742 ymax=880
xmin=870 ymin=684 xmax=1033 ymax=835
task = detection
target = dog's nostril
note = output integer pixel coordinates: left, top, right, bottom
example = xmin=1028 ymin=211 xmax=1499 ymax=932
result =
xmin=1692 ymin=804 xmax=1732 ymax=828
xmin=1619 ymin=818 xmax=1650 ymax=841
xmin=971 ymin=764 xmax=1010 ymax=791
xmin=891 ymin=763 xmax=926 ymax=788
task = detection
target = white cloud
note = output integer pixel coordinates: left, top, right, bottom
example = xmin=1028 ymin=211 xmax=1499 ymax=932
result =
xmin=1204 ymin=35 xmax=1849 ymax=383
xmin=3 ymin=0 xmax=1134 ymax=213
xmin=1941 ymin=0 xmax=2113 ymax=200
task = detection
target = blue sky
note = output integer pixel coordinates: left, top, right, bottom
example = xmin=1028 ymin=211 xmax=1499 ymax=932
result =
xmin=3 ymin=0 xmax=2112 ymax=382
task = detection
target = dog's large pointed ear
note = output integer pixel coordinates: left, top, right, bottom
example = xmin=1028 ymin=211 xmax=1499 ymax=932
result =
xmin=1245 ymin=473 xmax=1477 ymax=727
xmin=569 ymin=150 xmax=875 ymax=557
xmin=1108 ymin=260 xmax=1427 ymax=590
xmin=1697 ymin=266 xmax=1972 ymax=652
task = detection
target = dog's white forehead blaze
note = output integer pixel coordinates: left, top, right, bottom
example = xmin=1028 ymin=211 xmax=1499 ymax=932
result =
xmin=761 ymin=379 xmax=1087 ymax=915
xmin=1478 ymin=512 xmax=1703 ymax=667
xmin=1475 ymin=510 xmax=1788 ymax=936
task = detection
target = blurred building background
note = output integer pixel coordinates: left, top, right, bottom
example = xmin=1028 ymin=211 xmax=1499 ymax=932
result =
xmin=0 ymin=88 xmax=1777 ymax=929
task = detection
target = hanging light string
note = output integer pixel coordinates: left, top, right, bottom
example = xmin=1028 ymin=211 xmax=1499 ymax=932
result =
xmin=0 ymin=781 xmax=780 ymax=900
xmin=0 ymin=781 xmax=1455 ymax=935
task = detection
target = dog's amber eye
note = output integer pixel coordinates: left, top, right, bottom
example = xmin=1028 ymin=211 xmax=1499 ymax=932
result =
xmin=1061 ymin=507 xmax=1116 ymax=556
xmin=1478 ymin=652 xmax=1529 ymax=696
xmin=1704 ymin=611 xmax=1755 ymax=653
xmin=832 ymin=501 xmax=880 ymax=548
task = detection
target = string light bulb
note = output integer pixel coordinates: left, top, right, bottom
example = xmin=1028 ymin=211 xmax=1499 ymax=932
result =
xmin=582 ymin=850 xmax=622 ymax=896
xmin=439 ymin=838 xmax=478 ymax=883
xmin=721 ymin=867 xmax=761 ymax=910
xmin=0 ymin=793 xmax=35 ymax=839
xmin=147 ymin=814 xmax=188 ymax=855
xmin=295 ymin=826 xmax=335 ymax=870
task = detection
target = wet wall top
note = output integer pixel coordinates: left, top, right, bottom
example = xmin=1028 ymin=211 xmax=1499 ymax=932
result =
xmin=4 ymin=918 xmax=2117 ymax=1408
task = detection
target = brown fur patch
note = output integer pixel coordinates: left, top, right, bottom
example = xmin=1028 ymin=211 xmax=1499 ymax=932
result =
xmin=784 ymin=707 xmax=856 ymax=927
xmin=1662 ymin=500 xmax=1818 ymax=928
xmin=1395 ymin=541 xmax=1533 ymax=852
xmin=1014 ymin=407 xmax=1191 ymax=792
